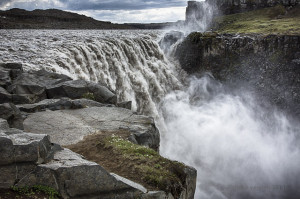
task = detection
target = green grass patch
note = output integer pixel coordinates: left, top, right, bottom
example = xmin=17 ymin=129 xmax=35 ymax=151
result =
xmin=81 ymin=92 xmax=95 ymax=100
xmin=103 ymin=135 xmax=187 ymax=197
xmin=11 ymin=185 xmax=60 ymax=199
xmin=212 ymin=5 xmax=300 ymax=35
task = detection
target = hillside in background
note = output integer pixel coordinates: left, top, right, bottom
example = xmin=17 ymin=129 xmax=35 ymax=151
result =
xmin=0 ymin=8 xmax=134 ymax=29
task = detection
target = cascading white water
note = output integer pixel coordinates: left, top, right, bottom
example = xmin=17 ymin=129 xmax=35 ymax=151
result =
xmin=159 ymin=75 xmax=300 ymax=199
xmin=1 ymin=30 xmax=300 ymax=199
xmin=0 ymin=29 xmax=182 ymax=116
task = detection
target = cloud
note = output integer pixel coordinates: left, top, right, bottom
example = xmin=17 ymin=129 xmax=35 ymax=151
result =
xmin=75 ymin=6 xmax=186 ymax=23
xmin=0 ymin=0 xmax=188 ymax=23
xmin=0 ymin=0 xmax=187 ymax=10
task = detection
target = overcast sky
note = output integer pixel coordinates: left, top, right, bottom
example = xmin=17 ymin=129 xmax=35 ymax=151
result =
xmin=0 ymin=0 xmax=190 ymax=23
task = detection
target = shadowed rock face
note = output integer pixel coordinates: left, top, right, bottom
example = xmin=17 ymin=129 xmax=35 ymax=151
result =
xmin=175 ymin=32 xmax=300 ymax=118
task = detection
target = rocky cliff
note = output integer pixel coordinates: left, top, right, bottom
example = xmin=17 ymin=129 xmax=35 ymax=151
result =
xmin=0 ymin=63 xmax=197 ymax=199
xmin=175 ymin=32 xmax=300 ymax=119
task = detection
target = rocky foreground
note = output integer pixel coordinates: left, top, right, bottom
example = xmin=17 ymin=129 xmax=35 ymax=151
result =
xmin=0 ymin=63 xmax=196 ymax=199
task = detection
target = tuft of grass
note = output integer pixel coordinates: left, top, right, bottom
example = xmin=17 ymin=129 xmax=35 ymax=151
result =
xmin=212 ymin=5 xmax=300 ymax=35
xmin=11 ymin=185 xmax=60 ymax=199
xmin=103 ymin=135 xmax=187 ymax=198
xmin=81 ymin=92 xmax=95 ymax=100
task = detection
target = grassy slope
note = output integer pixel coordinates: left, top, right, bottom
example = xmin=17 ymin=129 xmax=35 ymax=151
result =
xmin=212 ymin=5 xmax=300 ymax=35
xmin=66 ymin=132 xmax=188 ymax=198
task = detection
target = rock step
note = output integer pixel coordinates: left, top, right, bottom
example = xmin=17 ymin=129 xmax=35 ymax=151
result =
xmin=0 ymin=63 xmax=118 ymax=106
xmin=24 ymin=106 xmax=160 ymax=150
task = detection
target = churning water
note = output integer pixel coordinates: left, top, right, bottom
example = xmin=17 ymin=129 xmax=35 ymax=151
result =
xmin=1 ymin=30 xmax=299 ymax=199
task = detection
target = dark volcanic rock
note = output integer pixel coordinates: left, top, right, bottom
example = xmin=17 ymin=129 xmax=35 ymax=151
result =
xmin=0 ymin=132 xmax=52 ymax=165
xmin=46 ymin=79 xmax=117 ymax=104
xmin=17 ymin=98 xmax=113 ymax=113
xmin=2 ymin=68 xmax=117 ymax=105
xmin=0 ymin=87 xmax=12 ymax=103
xmin=0 ymin=103 xmax=23 ymax=129
xmin=16 ymin=148 xmax=144 ymax=199
xmin=117 ymin=101 xmax=132 ymax=110
xmin=0 ymin=68 xmax=11 ymax=88
xmin=46 ymin=79 xmax=89 ymax=100
xmin=0 ymin=63 xmax=23 ymax=88
xmin=159 ymin=31 xmax=184 ymax=52
xmin=6 ymin=69 xmax=70 ymax=104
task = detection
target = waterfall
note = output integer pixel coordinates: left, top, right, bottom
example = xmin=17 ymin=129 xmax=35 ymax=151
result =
xmin=0 ymin=29 xmax=183 ymax=116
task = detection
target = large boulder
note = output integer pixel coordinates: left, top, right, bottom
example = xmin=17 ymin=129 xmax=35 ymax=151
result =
xmin=16 ymin=148 xmax=146 ymax=199
xmin=0 ymin=129 xmax=57 ymax=189
xmin=5 ymin=68 xmax=117 ymax=105
xmin=0 ymin=67 xmax=11 ymax=88
xmin=0 ymin=63 xmax=23 ymax=88
xmin=23 ymin=106 xmax=160 ymax=150
xmin=46 ymin=80 xmax=117 ymax=104
xmin=0 ymin=103 xmax=23 ymax=129
xmin=0 ymin=118 xmax=9 ymax=129
xmin=5 ymin=69 xmax=71 ymax=104
xmin=0 ymin=131 xmax=52 ymax=166
xmin=0 ymin=87 xmax=12 ymax=103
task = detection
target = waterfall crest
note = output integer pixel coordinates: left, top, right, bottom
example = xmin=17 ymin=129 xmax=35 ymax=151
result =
xmin=0 ymin=29 xmax=182 ymax=116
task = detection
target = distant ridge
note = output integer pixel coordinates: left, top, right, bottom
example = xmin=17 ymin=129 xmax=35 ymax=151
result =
xmin=0 ymin=8 xmax=134 ymax=29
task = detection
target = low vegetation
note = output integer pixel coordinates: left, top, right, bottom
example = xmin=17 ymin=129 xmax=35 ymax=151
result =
xmin=0 ymin=185 xmax=60 ymax=199
xmin=212 ymin=5 xmax=300 ymax=35
xmin=66 ymin=132 xmax=188 ymax=198
xmin=81 ymin=92 xmax=95 ymax=100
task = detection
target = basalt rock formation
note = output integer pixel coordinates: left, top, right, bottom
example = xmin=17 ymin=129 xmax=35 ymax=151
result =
xmin=175 ymin=32 xmax=300 ymax=119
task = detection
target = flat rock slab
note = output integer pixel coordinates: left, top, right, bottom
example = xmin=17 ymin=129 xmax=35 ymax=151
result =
xmin=24 ymin=107 xmax=159 ymax=149
xmin=17 ymin=148 xmax=144 ymax=199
